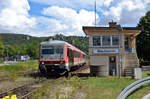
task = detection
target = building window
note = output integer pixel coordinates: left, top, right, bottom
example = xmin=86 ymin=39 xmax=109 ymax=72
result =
xmin=93 ymin=35 xmax=119 ymax=47
xmin=102 ymin=36 xmax=111 ymax=46
xmin=93 ymin=36 xmax=101 ymax=46
xmin=112 ymin=35 xmax=119 ymax=46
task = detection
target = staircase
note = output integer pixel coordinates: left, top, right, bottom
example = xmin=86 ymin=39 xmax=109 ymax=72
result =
xmin=124 ymin=53 xmax=139 ymax=76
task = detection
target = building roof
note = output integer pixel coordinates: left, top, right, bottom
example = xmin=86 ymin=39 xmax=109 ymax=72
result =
xmin=83 ymin=26 xmax=141 ymax=35
xmin=83 ymin=26 xmax=141 ymax=31
xmin=82 ymin=22 xmax=141 ymax=36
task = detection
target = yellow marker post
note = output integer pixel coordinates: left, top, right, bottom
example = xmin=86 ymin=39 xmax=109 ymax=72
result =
xmin=11 ymin=95 xmax=17 ymax=99
xmin=2 ymin=96 xmax=10 ymax=99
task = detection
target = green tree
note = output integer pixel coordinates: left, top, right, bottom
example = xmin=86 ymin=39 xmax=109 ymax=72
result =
xmin=8 ymin=45 xmax=16 ymax=57
xmin=0 ymin=42 xmax=4 ymax=57
xmin=18 ymin=44 xmax=27 ymax=55
xmin=26 ymin=41 xmax=39 ymax=59
xmin=137 ymin=11 xmax=150 ymax=60
xmin=0 ymin=36 xmax=4 ymax=62
xmin=0 ymin=36 xmax=4 ymax=57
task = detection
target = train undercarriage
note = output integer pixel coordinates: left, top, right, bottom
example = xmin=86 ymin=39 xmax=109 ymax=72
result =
xmin=39 ymin=63 xmax=85 ymax=76
xmin=39 ymin=64 xmax=68 ymax=76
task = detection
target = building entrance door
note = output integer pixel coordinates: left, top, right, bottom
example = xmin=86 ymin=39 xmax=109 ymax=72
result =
xmin=109 ymin=56 xmax=116 ymax=76
xmin=124 ymin=35 xmax=129 ymax=52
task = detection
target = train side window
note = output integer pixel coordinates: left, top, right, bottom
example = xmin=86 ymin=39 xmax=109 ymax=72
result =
xmin=74 ymin=51 xmax=80 ymax=58
xmin=73 ymin=50 xmax=76 ymax=58
xmin=68 ymin=48 xmax=81 ymax=58
xmin=83 ymin=54 xmax=85 ymax=59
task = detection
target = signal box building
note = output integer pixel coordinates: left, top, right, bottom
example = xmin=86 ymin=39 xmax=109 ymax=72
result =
xmin=83 ymin=22 xmax=141 ymax=76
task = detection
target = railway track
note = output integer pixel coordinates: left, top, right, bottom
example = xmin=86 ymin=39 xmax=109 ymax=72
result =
xmin=0 ymin=65 xmax=89 ymax=99
xmin=16 ymin=69 xmax=38 ymax=76
xmin=0 ymin=69 xmax=38 ymax=82
xmin=0 ymin=71 xmax=65 ymax=99
xmin=0 ymin=77 xmax=49 ymax=99
xmin=70 ymin=64 xmax=90 ymax=75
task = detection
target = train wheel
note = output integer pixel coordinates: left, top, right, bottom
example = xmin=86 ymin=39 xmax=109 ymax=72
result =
xmin=59 ymin=69 xmax=68 ymax=76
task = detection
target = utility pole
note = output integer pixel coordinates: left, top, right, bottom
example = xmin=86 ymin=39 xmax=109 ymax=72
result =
xmin=5 ymin=45 xmax=8 ymax=61
xmin=118 ymin=25 xmax=123 ymax=79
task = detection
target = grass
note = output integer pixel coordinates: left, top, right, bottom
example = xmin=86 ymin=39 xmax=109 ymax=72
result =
xmin=31 ymin=76 xmax=83 ymax=99
xmin=0 ymin=61 xmax=38 ymax=80
xmin=142 ymin=71 xmax=150 ymax=77
xmin=31 ymin=77 xmax=75 ymax=99
xmin=30 ymin=76 xmax=135 ymax=99
xmin=31 ymin=72 xmax=150 ymax=99
xmin=1 ymin=61 xmax=150 ymax=99
xmin=127 ymin=83 xmax=150 ymax=99
xmin=0 ymin=61 xmax=38 ymax=72
xmin=81 ymin=77 xmax=136 ymax=99
xmin=81 ymin=72 xmax=150 ymax=99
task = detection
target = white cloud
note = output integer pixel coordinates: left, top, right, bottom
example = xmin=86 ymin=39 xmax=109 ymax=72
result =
xmin=0 ymin=0 xmax=99 ymax=37
xmin=34 ymin=16 xmax=69 ymax=36
xmin=39 ymin=6 xmax=99 ymax=36
xmin=99 ymin=0 xmax=150 ymax=25
xmin=30 ymin=0 xmax=150 ymax=26
xmin=0 ymin=0 xmax=36 ymax=34
xmin=1 ymin=0 xmax=150 ymax=37
xmin=104 ymin=0 xmax=114 ymax=7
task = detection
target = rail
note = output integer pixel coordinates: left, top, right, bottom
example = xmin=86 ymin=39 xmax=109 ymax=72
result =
xmin=0 ymin=78 xmax=47 ymax=99
xmin=117 ymin=77 xmax=150 ymax=99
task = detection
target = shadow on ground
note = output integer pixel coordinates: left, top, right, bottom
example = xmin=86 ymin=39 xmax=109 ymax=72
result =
xmin=24 ymin=71 xmax=60 ymax=79
xmin=71 ymin=73 xmax=90 ymax=77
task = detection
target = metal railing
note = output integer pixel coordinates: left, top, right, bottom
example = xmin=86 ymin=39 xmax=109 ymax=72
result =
xmin=117 ymin=77 xmax=150 ymax=99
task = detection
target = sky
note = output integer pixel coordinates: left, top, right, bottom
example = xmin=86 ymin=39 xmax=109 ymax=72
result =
xmin=0 ymin=0 xmax=150 ymax=37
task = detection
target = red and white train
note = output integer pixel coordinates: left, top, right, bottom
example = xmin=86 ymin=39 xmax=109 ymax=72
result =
xmin=39 ymin=40 xmax=86 ymax=75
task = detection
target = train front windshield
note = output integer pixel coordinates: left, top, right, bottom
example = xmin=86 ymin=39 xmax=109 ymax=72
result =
xmin=42 ymin=49 xmax=54 ymax=54
xmin=40 ymin=46 xmax=65 ymax=60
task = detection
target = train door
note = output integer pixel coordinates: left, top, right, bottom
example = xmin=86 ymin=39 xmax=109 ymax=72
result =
xmin=67 ymin=48 xmax=74 ymax=67
xmin=109 ymin=56 xmax=116 ymax=76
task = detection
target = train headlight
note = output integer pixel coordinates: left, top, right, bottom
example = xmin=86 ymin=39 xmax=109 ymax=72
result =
xmin=42 ymin=62 xmax=44 ymax=64
xmin=60 ymin=61 xmax=63 ymax=64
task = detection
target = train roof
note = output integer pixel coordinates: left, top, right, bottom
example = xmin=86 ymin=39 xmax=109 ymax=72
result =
xmin=40 ymin=40 xmax=66 ymax=46
xmin=40 ymin=40 xmax=86 ymax=55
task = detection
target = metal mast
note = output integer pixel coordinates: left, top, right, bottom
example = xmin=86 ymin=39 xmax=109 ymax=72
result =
xmin=95 ymin=0 xmax=96 ymax=26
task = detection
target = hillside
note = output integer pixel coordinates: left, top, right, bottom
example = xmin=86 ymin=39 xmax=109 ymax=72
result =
xmin=0 ymin=33 xmax=89 ymax=54
xmin=0 ymin=33 xmax=47 ymax=45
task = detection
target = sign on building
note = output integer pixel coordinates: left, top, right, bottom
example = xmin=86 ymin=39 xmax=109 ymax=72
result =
xmin=93 ymin=48 xmax=119 ymax=54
